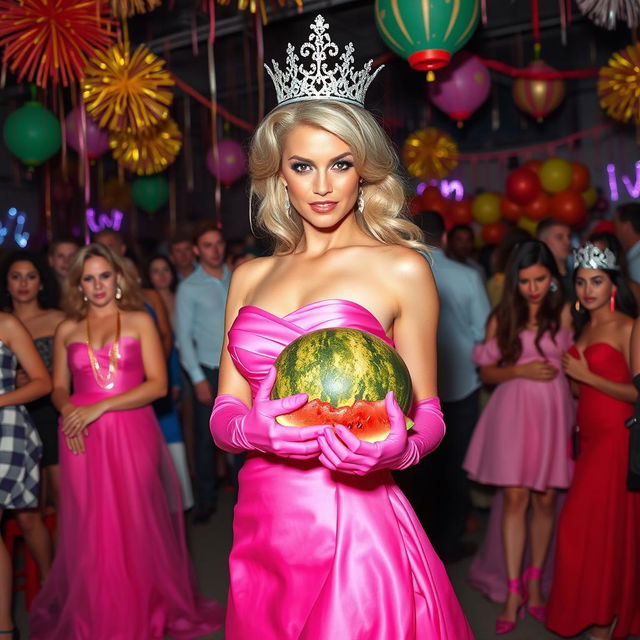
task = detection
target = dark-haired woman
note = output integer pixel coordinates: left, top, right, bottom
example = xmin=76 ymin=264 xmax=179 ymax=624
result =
xmin=546 ymin=243 xmax=640 ymax=640
xmin=2 ymin=252 xmax=64 ymax=514
xmin=463 ymin=240 xmax=575 ymax=634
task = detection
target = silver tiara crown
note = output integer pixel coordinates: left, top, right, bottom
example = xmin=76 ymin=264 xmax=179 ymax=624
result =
xmin=573 ymin=242 xmax=620 ymax=271
xmin=265 ymin=15 xmax=383 ymax=108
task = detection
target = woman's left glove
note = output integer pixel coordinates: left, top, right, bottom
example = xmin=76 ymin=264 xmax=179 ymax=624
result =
xmin=317 ymin=392 xmax=445 ymax=475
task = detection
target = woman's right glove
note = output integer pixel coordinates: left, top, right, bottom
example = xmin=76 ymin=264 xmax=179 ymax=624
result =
xmin=210 ymin=366 xmax=326 ymax=459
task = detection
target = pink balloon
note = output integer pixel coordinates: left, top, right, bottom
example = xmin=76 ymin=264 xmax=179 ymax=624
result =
xmin=65 ymin=106 xmax=110 ymax=159
xmin=206 ymin=139 xmax=247 ymax=185
xmin=427 ymin=52 xmax=491 ymax=123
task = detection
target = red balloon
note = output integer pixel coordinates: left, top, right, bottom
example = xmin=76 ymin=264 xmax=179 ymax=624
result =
xmin=482 ymin=221 xmax=506 ymax=245
xmin=448 ymin=198 xmax=473 ymax=224
xmin=570 ymin=162 xmax=590 ymax=193
xmin=500 ymin=197 xmax=524 ymax=222
xmin=506 ymin=168 xmax=541 ymax=205
xmin=409 ymin=196 xmax=424 ymax=215
xmin=524 ymin=192 xmax=551 ymax=221
xmin=523 ymin=159 xmax=543 ymax=174
xmin=427 ymin=197 xmax=451 ymax=219
xmin=421 ymin=185 xmax=443 ymax=205
xmin=550 ymin=189 xmax=587 ymax=226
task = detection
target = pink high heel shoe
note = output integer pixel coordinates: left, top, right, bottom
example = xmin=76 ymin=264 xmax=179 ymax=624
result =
xmin=495 ymin=578 xmax=526 ymax=635
xmin=523 ymin=566 xmax=546 ymax=622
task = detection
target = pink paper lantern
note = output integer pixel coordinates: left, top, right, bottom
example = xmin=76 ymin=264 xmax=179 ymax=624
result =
xmin=65 ymin=106 xmax=110 ymax=159
xmin=427 ymin=52 xmax=491 ymax=124
xmin=206 ymin=139 xmax=247 ymax=186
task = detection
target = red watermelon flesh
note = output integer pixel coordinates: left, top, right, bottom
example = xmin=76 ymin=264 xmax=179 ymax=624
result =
xmin=276 ymin=398 xmax=413 ymax=443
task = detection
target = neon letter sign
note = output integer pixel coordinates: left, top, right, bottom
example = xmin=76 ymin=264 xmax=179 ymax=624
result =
xmin=417 ymin=180 xmax=465 ymax=201
xmin=86 ymin=208 xmax=124 ymax=233
xmin=606 ymin=161 xmax=640 ymax=201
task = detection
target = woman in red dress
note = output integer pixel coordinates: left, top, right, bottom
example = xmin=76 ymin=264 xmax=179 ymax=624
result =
xmin=546 ymin=242 xmax=640 ymax=640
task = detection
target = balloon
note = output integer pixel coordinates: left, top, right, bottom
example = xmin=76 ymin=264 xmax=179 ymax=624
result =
xmin=131 ymin=174 xmax=169 ymax=213
xmin=482 ymin=221 xmax=506 ymax=245
xmin=448 ymin=198 xmax=473 ymax=224
xmin=206 ymin=139 xmax=247 ymax=186
xmin=500 ymin=197 xmax=524 ymax=222
xmin=409 ymin=196 xmax=424 ymax=216
xmin=3 ymin=101 xmax=61 ymax=167
xmin=65 ymin=106 xmax=110 ymax=159
xmin=524 ymin=191 xmax=551 ymax=221
xmin=517 ymin=216 xmax=539 ymax=235
xmin=427 ymin=52 xmax=491 ymax=123
xmin=424 ymin=195 xmax=451 ymax=219
xmin=506 ymin=167 xmax=541 ymax=205
xmin=570 ymin=162 xmax=591 ymax=193
xmin=523 ymin=159 xmax=543 ymax=174
xmin=550 ymin=189 xmax=587 ymax=226
xmin=421 ymin=185 xmax=444 ymax=205
xmin=582 ymin=186 xmax=597 ymax=209
xmin=539 ymin=158 xmax=572 ymax=193
xmin=472 ymin=192 xmax=502 ymax=225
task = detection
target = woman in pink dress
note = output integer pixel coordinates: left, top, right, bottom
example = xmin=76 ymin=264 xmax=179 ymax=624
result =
xmin=209 ymin=14 xmax=473 ymax=640
xmin=463 ymin=240 xmax=574 ymax=634
xmin=30 ymin=243 xmax=223 ymax=639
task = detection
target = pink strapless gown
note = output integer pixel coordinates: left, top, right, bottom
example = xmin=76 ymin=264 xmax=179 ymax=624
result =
xmin=30 ymin=337 xmax=223 ymax=640
xmin=225 ymin=300 xmax=474 ymax=640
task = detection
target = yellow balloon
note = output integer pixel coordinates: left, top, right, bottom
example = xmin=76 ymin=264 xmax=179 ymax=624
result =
xmin=582 ymin=186 xmax=597 ymax=209
xmin=539 ymin=158 xmax=572 ymax=193
xmin=472 ymin=192 xmax=502 ymax=225
xmin=518 ymin=216 xmax=539 ymax=235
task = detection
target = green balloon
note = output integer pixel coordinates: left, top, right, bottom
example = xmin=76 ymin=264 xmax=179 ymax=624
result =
xmin=375 ymin=0 xmax=480 ymax=71
xmin=3 ymin=102 xmax=61 ymax=167
xmin=131 ymin=175 xmax=169 ymax=213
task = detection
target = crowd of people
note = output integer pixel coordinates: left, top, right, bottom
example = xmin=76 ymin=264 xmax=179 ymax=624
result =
xmin=1 ymin=13 xmax=639 ymax=639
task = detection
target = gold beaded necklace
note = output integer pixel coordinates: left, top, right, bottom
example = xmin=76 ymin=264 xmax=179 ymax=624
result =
xmin=86 ymin=312 xmax=121 ymax=390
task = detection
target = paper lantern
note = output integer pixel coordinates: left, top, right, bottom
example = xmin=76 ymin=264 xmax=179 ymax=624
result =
xmin=3 ymin=102 xmax=61 ymax=167
xmin=427 ymin=52 xmax=490 ymax=124
xmin=206 ymin=139 xmax=247 ymax=186
xmin=402 ymin=128 xmax=459 ymax=180
xmin=375 ymin=0 xmax=480 ymax=71
xmin=513 ymin=60 xmax=566 ymax=121
xmin=65 ymin=106 xmax=110 ymax=160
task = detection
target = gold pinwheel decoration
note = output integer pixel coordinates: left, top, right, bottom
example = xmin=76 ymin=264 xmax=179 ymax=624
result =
xmin=110 ymin=0 xmax=161 ymax=18
xmin=83 ymin=42 xmax=174 ymax=134
xmin=402 ymin=127 xmax=459 ymax=180
xmin=598 ymin=43 xmax=640 ymax=125
xmin=110 ymin=117 xmax=182 ymax=175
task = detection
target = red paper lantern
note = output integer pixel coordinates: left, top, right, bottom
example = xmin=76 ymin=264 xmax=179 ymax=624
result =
xmin=506 ymin=167 xmax=541 ymax=205
xmin=513 ymin=60 xmax=566 ymax=122
xmin=570 ymin=162 xmax=591 ymax=193
xmin=501 ymin=197 xmax=524 ymax=222
xmin=524 ymin=192 xmax=551 ymax=221
xmin=482 ymin=221 xmax=506 ymax=245
xmin=550 ymin=189 xmax=587 ymax=226
xmin=448 ymin=198 xmax=474 ymax=225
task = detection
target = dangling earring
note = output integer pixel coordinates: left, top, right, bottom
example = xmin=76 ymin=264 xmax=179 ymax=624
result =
xmin=283 ymin=184 xmax=290 ymax=216
xmin=574 ymin=300 xmax=581 ymax=312
xmin=549 ymin=280 xmax=558 ymax=293
xmin=357 ymin=187 xmax=365 ymax=214
xmin=610 ymin=289 xmax=617 ymax=312
xmin=115 ymin=285 xmax=123 ymax=301
xmin=83 ymin=294 xmax=88 ymax=303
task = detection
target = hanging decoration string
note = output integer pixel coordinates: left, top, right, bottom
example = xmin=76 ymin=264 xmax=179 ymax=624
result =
xmin=207 ymin=4 xmax=221 ymax=226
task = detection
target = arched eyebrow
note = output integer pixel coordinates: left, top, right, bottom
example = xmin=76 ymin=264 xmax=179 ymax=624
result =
xmin=287 ymin=151 xmax=353 ymax=164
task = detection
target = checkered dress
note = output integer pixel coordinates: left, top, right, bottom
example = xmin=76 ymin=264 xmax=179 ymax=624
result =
xmin=0 ymin=341 xmax=42 ymax=509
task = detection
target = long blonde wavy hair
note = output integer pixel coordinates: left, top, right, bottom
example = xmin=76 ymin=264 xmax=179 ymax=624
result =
xmin=249 ymin=100 xmax=428 ymax=254
xmin=63 ymin=243 xmax=144 ymax=320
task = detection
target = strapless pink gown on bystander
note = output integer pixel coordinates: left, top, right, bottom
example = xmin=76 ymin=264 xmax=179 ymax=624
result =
xmin=224 ymin=300 xmax=474 ymax=640
xmin=30 ymin=337 xmax=223 ymax=640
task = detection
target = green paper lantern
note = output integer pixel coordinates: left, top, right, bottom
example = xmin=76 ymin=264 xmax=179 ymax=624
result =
xmin=3 ymin=102 xmax=62 ymax=167
xmin=375 ymin=0 xmax=480 ymax=71
xmin=131 ymin=175 xmax=169 ymax=213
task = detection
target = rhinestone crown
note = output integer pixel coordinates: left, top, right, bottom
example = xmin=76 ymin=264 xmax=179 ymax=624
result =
xmin=265 ymin=15 xmax=382 ymax=108
xmin=573 ymin=242 xmax=620 ymax=271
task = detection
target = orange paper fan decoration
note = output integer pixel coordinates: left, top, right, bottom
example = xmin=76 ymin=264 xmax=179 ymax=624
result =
xmin=0 ymin=0 xmax=117 ymax=88
xmin=110 ymin=0 xmax=161 ymax=18
xmin=110 ymin=117 xmax=182 ymax=175
xmin=83 ymin=42 xmax=174 ymax=134
xmin=598 ymin=43 xmax=640 ymax=125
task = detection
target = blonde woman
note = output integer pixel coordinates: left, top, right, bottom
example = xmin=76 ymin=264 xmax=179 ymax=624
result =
xmin=210 ymin=15 xmax=473 ymax=640
xmin=30 ymin=244 xmax=222 ymax=639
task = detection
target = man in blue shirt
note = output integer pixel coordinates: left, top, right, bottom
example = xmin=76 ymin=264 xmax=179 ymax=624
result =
xmin=176 ymin=224 xmax=231 ymax=523
xmin=412 ymin=211 xmax=490 ymax=561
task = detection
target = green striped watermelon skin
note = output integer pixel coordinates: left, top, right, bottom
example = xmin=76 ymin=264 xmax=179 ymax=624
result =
xmin=271 ymin=328 xmax=412 ymax=413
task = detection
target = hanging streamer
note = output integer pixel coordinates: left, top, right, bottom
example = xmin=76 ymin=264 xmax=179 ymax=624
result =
xmin=78 ymin=86 xmax=91 ymax=245
xmin=207 ymin=4 xmax=221 ymax=227
xmin=44 ymin=161 xmax=52 ymax=242
xmin=531 ymin=0 xmax=540 ymax=44
xmin=256 ymin=11 xmax=265 ymax=121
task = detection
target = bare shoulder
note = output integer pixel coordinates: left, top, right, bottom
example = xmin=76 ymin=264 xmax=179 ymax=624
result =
xmin=229 ymin=255 xmax=277 ymax=303
xmin=122 ymin=309 xmax=156 ymax=334
xmin=617 ymin=313 xmax=635 ymax=337
xmin=0 ymin=312 xmax=23 ymax=336
xmin=55 ymin=318 xmax=79 ymax=343
xmin=358 ymin=244 xmax=432 ymax=281
xmin=560 ymin=303 xmax=573 ymax=328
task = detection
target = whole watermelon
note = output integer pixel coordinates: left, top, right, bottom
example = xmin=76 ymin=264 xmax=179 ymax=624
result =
xmin=272 ymin=328 xmax=413 ymax=442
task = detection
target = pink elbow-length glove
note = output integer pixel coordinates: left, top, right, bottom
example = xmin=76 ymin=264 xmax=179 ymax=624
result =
xmin=317 ymin=391 xmax=445 ymax=475
xmin=210 ymin=366 xmax=327 ymax=459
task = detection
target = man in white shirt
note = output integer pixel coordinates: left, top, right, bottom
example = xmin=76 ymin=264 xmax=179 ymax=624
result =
xmin=614 ymin=202 xmax=640 ymax=284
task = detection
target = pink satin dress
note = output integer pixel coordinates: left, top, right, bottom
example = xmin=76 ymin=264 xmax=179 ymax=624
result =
xmin=30 ymin=337 xmax=223 ymax=640
xmin=225 ymin=300 xmax=474 ymax=640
